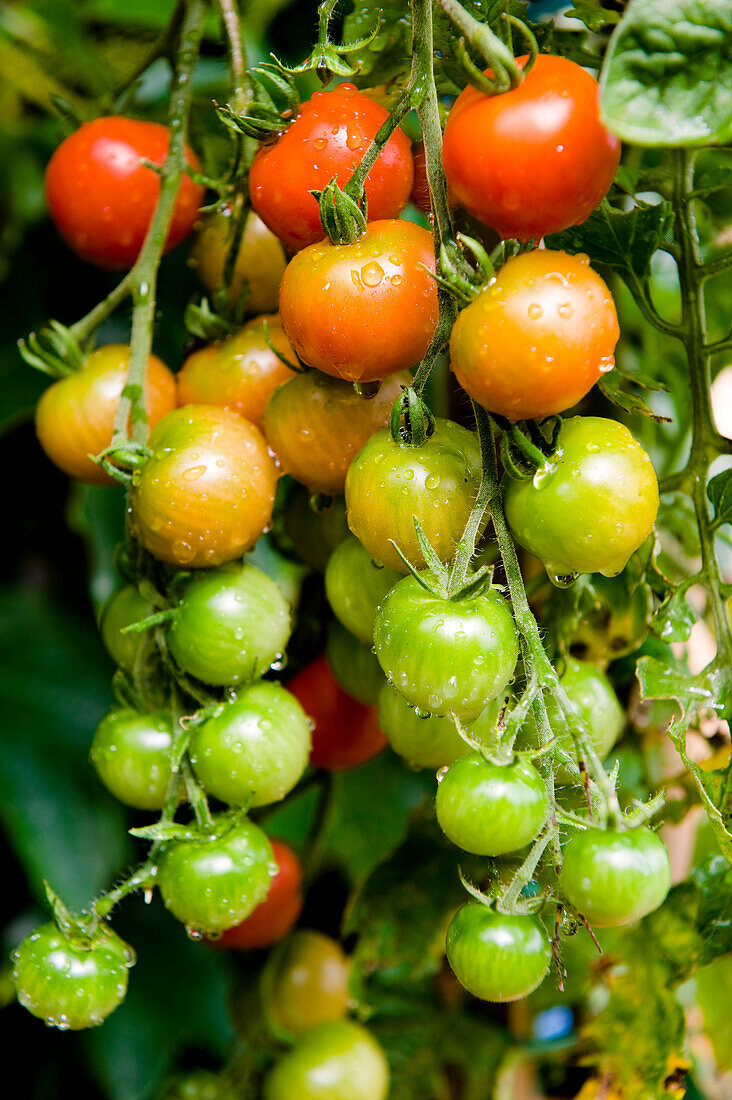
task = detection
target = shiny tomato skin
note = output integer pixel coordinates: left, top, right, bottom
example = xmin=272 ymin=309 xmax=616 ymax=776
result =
xmin=190 ymin=209 xmax=288 ymax=314
xmin=178 ymin=316 xmax=297 ymax=430
xmin=249 ymin=84 xmax=413 ymax=254
xmin=45 ymin=117 xmax=204 ymax=269
xmin=90 ymin=707 xmax=177 ymax=811
xmin=446 ymin=904 xmax=550 ymax=1002
xmin=559 ymin=826 xmax=671 ymax=927
xmin=326 ymin=620 xmax=385 ymax=707
xmin=130 ymin=405 xmax=278 ymax=568
xmin=377 ymin=683 xmax=473 ymax=770
xmin=99 ymin=584 xmax=153 ymax=672
xmin=278 ymin=220 xmax=438 ymax=383
xmin=450 ymin=250 xmax=619 ymax=420
xmin=288 ymin=655 xmax=387 ymax=771
xmin=345 ymin=419 xmax=482 ymax=572
xmin=325 ymin=536 xmax=401 ymax=644
xmin=264 ymin=371 xmax=410 ymax=495
xmin=263 ymin=1020 xmax=389 ymax=1100
xmin=442 ymin=55 xmax=621 ymax=240
xmin=270 ymin=930 xmax=351 ymax=1034
xmin=212 ymin=840 xmax=303 ymax=950
xmin=35 ymin=344 xmax=176 ymax=484
xmin=503 ymin=416 xmax=659 ymax=581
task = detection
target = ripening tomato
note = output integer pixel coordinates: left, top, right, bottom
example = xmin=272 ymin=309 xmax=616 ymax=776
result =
xmin=177 ymin=316 xmax=297 ymax=429
xmin=442 ymin=55 xmax=621 ymax=240
xmin=45 ymin=117 xmax=204 ymax=269
xmin=270 ymin=930 xmax=351 ymax=1034
xmin=190 ymin=209 xmax=288 ymax=314
xmin=263 ymin=371 xmax=410 ymax=495
xmin=35 ymin=344 xmax=176 ymax=484
xmin=249 ymin=83 xmax=413 ymax=254
xmin=212 ymin=840 xmax=303 ymax=950
xmin=264 ymin=1020 xmax=389 ymax=1100
xmin=288 ymin=655 xmax=387 ymax=770
xmin=130 ymin=406 xmax=278 ymax=568
xmin=503 ymin=416 xmax=659 ymax=582
xmin=278 ymin=220 xmax=438 ymax=383
xmin=446 ymin=904 xmax=550 ymax=1002
xmin=450 ymin=250 xmax=619 ymax=420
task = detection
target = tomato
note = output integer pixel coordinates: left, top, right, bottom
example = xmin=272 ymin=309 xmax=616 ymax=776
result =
xmin=442 ymin=55 xmax=621 ymax=241
xmin=35 ymin=344 xmax=176 ymax=484
xmin=263 ymin=1019 xmax=389 ymax=1100
xmin=270 ymin=930 xmax=350 ymax=1034
xmin=378 ymin=683 xmax=473 ymax=769
xmin=326 ymin=620 xmax=385 ymax=706
xmin=503 ymin=416 xmax=659 ymax=582
xmin=436 ymin=754 xmax=547 ymax=854
xmin=278 ymin=220 xmax=438 ymax=383
xmin=324 ymin=536 xmax=401 ymax=643
xmin=178 ymin=316 xmax=297 ymax=430
xmin=345 ymin=418 xmax=482 ymax=572
xmin=559 ymin=826 xmax=671 ymax=927
xmin=159 ymin=1070 xmax=237 ymax=1100
xmin=450 ymin=250 xmax=619 ymax=420
xmin=212 ymin=840 xmax=303 ymax=950
xmin=45 ymin=117 xmax=204 ymax=269
xmin=249 ymin=83 xmax=413 ymax=254
xmin=264 ymin=371 xmax=410 ymax=495
xmin=445 ymin=904 xmax=550 ymax=1002
xmin=557 ymin=573 xmax=652 ymax=664
xmin=190 ymin=682 xmax=311 ymax=807
xmin=99 ymin=584 xmax=153 ymax=672
xmin=373 ymin=575 xmax=519 ymax=720
xmin=190 ymin=209 xmax=288 ymax=315
xmin=157 ymin=816 xmax=276 ymax=934
xmin=167 ymin=562 xmax=291 ymax=686
xmin=130 ymin=406 xmax=278 ymax=568
xmin=12 ymin=922 xmax=133 ymax=1029
xmin=90 ymin=707 xmax=177 ymax=811
xmin=288 ymin=656 xmax=387 ymax=771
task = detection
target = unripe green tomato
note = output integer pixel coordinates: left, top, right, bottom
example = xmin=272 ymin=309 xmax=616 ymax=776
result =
xmin=446 ymin=904 xmax=550 ymax=1002
xmin=168 ymin=562 xmax=291 ymax=686
xmin=436 ymin=754 xmax=548 ymax=855
xmin=263 ymin=1020 xmax=389 ymax=1100
xmin=503 ymin=416 xmax=659 ymax=582
xmin=12 ymin=923 xmax=134 ymax=1029
xmin=326 ymin=620 xmax=385 ymax=706
xmin=377 ymin=683 xmax=471 ymax=769
xmin=157 ymin=816 xmax=276 ymax=934
xmin=373 ymin=574 xmax=519 ymax=720
xmin=270 ymin=930 xmax=351 ymax=1035
xmin=283 ymin=489 xmax=350 ymax=573
xmin=559 ymin=826 xmax=671 ymax=927
xmin=565 ymin=574 xmax=652 ymax=664
xmin=190 ymin=682 xmax=311 ymax=808
xmin=324 ymin=536 xmax=401 ymax=644
xmin=99 ymin=585 xmax=153 ymax=672
xmin=158 ymin=1070 xmax=238 ymax=1100
xmin=90 ymin=707 xmax=177 ymax=810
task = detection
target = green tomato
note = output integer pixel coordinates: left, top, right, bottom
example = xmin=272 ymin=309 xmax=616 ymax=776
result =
xmin=559 ymin=826 xmax=671 ymax=927
xmin=503 ymin=416 xmax=659 ymax=582
xmin=264 ymin=1020 xmax=389 ymax=1100
xmin=564 ymin=573 xmax=652 ymax=663
xmin=100 ymin=585 xmax=153 ymax=672
xmin=326 ymin=620 xmax=385 ymax=706
xmin=436 ymin=754 xmax=547 ymax=855
xmin=324 ymin=536 xmax=401 ymax=644
xmin=270 ymin=931 xmax=351 ymax=1036
xmin=158 ymin=1071 xmax=238 ymax=1100
xmin=378 ymin=683 xmax=472 ymax=769
xmin=345 ymin=418 xmax=482 ymax=573
xmin=190 ymin=682 xmax=311 ymax=808
xmin=446 ymin=904 xmax=550 ymax=1002
xmin=90 ymin=707 xmax=177 ymax=810
xmin=283 ymin=488 xmax=350 ymax=572
xmin=373 ymin=574 xmax=519 ymax=720
xmin=157 ymin=816 xmax=276 ymax=934
xmin=168 ymin=562 xmax=291 ymax=687
xmin=12 ymin=923 xmax=133 ymax=1029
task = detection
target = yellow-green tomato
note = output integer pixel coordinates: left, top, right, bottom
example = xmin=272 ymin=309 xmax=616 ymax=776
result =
xmin=503 ymin=416 xmax=659 ymax=582
xmin=377 ymin=683 xmax=471 ymax=769
xmin=90 ymin=707 xmax=177 ymax=810
xmin=326 ymin=620 xmax=385 ymax=706
xmin=99 ymin=585 xmax=153 ymax=672
xmin=190 ymin=682 xmax=311 ymax=808
xmin=270 ymin=930 xmax=351 ymax=1035
xmin=325 ymin=536 xmax=401 ymax=644
xmin=446 ymin=904 xmax=550 ymax=1002
xmin=263 ymin=1020 xmax=389 ymax=1100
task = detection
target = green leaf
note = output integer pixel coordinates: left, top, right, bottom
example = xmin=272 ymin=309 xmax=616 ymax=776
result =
xmin=636 ymin=654 xmax=714 ymax=719
xmin=650 ymin=587 xmax=697 ymax=643
xmin=566 ymin=0 xmax=620 ymax=33
xmin=128 ymin=823 xmax=197 ymax=843
xmin=600 ymin=0 xmax=732 ymax=147
xmin=598 ymin=363 xmax=671 ymax=422
xmin=697 ymin=953 xmax=732 ymax=1070
xmin=547 ymin=199 xmax=674 ymax=279
xmin=707 ymin=467 xmax=732 ymax=527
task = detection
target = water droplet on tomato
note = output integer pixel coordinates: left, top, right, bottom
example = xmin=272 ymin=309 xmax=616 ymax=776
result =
xmin=361 ymin=261 xmax=384 ymax=287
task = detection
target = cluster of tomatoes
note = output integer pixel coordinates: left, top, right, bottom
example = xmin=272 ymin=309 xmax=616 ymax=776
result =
xmin=14 ymin=46 xmax=674 ymax=1099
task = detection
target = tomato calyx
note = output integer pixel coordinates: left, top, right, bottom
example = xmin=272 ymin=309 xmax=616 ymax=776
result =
xmin=19 ymin=319 xmax=86 ymax=378
xmin=312 ymin=177 xmax=368 ymax=246
xmin=217 ymin=60 xmax=300 ymax=142
xmin=499 ymin=416 xmax=563 ymax=481
xmin=389 ymin=387 xmax=434 ymax=447
xmin=437 ymin=0 xmax=536 ymax=96
xmin=434 ymin=233 xmax=495 ymax=305
xmin=281 ymin=0 xmax=380 ymax=82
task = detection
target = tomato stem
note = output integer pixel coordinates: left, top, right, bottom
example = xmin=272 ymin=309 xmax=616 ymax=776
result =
xmin=436 ymin=0 xmax=523 ymax=94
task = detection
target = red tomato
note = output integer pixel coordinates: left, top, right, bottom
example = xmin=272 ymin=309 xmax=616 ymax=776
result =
xmin=288 ymin=657 xmax=387 ymax=771
xmin=212 ymin=840 xmax=303 ymax=950
xmin=45 ymin=117 xmax=204 ymax=269
xmin=249 ymin=84 xmax=414 ymax=254
xmin=442 ymin=55 xmax=621 ymax=240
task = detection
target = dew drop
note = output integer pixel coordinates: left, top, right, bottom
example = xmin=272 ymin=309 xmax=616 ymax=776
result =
xmin=361 ymin=261 xmax=385 ymax=287
xmin=528 ymin=303 xmax=543 ymax=320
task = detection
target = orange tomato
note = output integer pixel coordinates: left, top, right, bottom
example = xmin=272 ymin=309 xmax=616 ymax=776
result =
xmin=190 ymin=209 xmax=288 ymax=315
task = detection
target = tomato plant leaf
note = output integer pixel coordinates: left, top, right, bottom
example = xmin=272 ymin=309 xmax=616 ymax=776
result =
xmin=707 ymin=467 xmax=732 ymax=527
xmin=547 ymin=199 xmax=674 ymax=280
xmin=600 ymin=0 xmax=732 ymax=147
xmin=650 ymin=587 xmax=697 ymax=643
xmin=598 ymin=363 xmax=671 ymax=423
xmin=697 ymin=954 xmax=732 ymax=1070
xmin=566 ymin=1 xmax=620 ymax=33
xmin=636 ymin=655 xmax=715 ymax=718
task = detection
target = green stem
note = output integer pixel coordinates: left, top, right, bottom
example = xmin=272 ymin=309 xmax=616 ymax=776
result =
xmin=69 ymin=272 xmax=134 ymax=346
xmin=92 ymin=859 xmax=157 ymax=920
xmin=497 ymin=828 xmax=552 ymax=913
xmin=217 ymin=0 xmax=253 ymax=112
xmin=436 ymin=0 xmax=521 ymax=90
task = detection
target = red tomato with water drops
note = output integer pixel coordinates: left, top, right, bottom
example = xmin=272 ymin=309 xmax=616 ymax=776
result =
xmin=45 ymin=117 xmax=204 ymax=269
xmin=288 ymin=656 xmax=387 ymax=771
xmin=442 ymin=55 xmax=621 ymax=241
xmin=249 ymin=84 xmax=414 ymax=254
xmin=212 ymin=840 xmax=303 ymax=950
